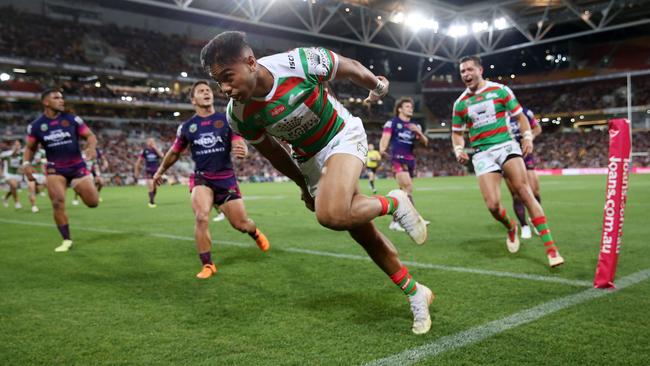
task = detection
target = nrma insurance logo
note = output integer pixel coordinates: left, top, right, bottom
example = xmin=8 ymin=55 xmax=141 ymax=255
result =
xmin=193 ymin=132 xmax=223 ymax=148
xmin=43 ymin=129 xmax=71 ymax=142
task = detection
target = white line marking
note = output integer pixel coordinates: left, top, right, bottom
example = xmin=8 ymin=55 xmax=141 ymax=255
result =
xmin=0 ymin=218 xmax=590 ymax=287
xmin=363 ymin=268 xmax=650 ymax=366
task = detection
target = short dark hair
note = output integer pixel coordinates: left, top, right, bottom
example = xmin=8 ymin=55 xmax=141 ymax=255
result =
xmin=459 ymin=55 xmax=482 ymax=67
xmin=200 ymin=31 xmax=250 ymax=76
xmin=189 ymin=80 xmax=211 ymax=100
xmin=40 ymin=88 xmax=60 ymax=101
xmin=394 ymin=97 xmax=414 ymax=116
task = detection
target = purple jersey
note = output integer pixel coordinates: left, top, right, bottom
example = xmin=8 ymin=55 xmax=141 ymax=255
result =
xmin=27 ymin=112 xmax=89 ymax=170
xmin=383 ymin=117 xmax=421 ymax=160
xmin=509 ymin=107 xmax=539 ymax=143
xmin=140 ymin=148 xmax=161 ymax=172
xmin=172 ymin=112 xmax=243 ymax=179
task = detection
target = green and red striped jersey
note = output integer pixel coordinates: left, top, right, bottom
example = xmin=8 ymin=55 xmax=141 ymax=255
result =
xmin=227 ymin=47 xmax=353 ymax=161
xmin=451 ymin=81 xmax=522 ymax=149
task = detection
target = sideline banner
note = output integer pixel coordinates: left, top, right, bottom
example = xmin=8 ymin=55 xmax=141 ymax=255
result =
xmin=594 ymin=119 xmax=632 ymax=289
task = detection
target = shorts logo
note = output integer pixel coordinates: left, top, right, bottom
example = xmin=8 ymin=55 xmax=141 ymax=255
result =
xmin=476 ymin=161 xmax=486 ymax=171
xmin=214 ymin=120 xmax=224 ymax=129
xmin=505 ymin=145 xmax=512 ymax=153
xmin=189 ymin=123 xmax=197 ymax=133
xmin=357 ymin=142 xmax=368 ymax=156
xmin=61 ymin=120 xmax=70 ymax=127
xmin=40 ymin=124 xmax=48 ymax=132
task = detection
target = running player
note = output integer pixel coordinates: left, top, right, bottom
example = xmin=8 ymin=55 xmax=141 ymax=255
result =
xmin=27 ymin=147 xmax=47 ymax=213
xmin=506 ymin=108 xmax=542 ymax=239
xmin=201 ymin=31 xmax=432 ymax=334
xmin=134 ymin=138 xmax=163 ymax=207
xmin=73 ymin=148 xmax=107 ymax=205
xmin=380 ymin=97 xmax=429 ymax=231
xmin=366 ymin=143 xmax=381 ymax=194
xmin=23 ymin=89 xmax=100 ymax=252
xmin=451 ymin=56 xmax=563 ymax=267
xmin=1 ymin=140 xmax=23 ymax=209
xmin=153 ymin=80 xmax=270 ymax=279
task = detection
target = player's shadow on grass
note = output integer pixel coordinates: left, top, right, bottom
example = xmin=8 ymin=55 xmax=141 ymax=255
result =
xmin=456 ymin=232 xmax=550 ymax=269
xmin=218 ymin=251 xmax=269 ymax=267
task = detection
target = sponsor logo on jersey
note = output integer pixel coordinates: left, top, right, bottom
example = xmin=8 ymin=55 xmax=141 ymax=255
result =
xmin=43 ymin=129 xmax=71 ymax=142
xmin=288 ymin=54 xmax=296 ymax=69
xmin=485 ymin=92 xmax=498 ymax=99
xmin=40 ymin=124 xmax=48 ymax=132
xmin=189 ymin=123 xmax=197 ymax=133
xmin=214 ymin=120 xmax=224 ymax=129
xmin=193 ymin=132 xmax=223 ymax=148
xmin=397 ymin=123 xmax=402 ymax=129
xmin=270 ymin=104 xmax=286 ymax=117
xmin=61 ymin=120 xmax=70 ymax=127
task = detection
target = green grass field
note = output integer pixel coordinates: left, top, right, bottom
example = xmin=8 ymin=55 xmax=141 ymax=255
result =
xmin=1 ymin=175 xmax=649 ymax=365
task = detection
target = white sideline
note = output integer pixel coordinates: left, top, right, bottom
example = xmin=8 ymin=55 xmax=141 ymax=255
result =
xmin=363 ymin=268 xmax=650 ymax=366
xmin=0 ymin=218 xmax=590 ymax=287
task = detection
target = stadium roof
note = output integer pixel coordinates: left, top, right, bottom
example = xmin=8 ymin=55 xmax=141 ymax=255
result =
xmin=121 ymin=0 xmax=650 ymax=67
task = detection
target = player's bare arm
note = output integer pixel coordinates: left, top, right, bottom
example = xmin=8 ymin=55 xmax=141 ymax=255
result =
xmin=22 ymin=139 xmax=38 ymax=181
xmin=379 ymin=131 xmax=391 ymax=157
xmin=451 ymin=131 xmax=468 ymax=164
xmin=409 ymin=124 xmax=429 ymax=147
xmin=334 ymin=55 xmax=389 ymax=105
xmin=252 ymin=134 xmax=314 ymax=211
xmin=532 ymin=123 xmax=542 ymax=137
xmin=153 ymin=148 xmax=181 ymax=187
xmin=231 ymin=139 xmax=248 ymax=159
xmin=515 ymin=112 xmax=533 ymax=157
xmin=80 ymin=129 xmax=97 ymax=161
xmin=134 ymin=155 xmax=143 ymax=179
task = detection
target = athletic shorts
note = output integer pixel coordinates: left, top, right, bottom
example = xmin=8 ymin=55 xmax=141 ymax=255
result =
xmin=367 ymin=166 xmax=378 ymax=174
xmin=392 ymin=158 xmax=416 ymax=178
xmin=523 ymin=154 xmax=536 ymax=170
xmin=299 ymin=116 xmax=368 ymax=197
xmin=189 ymin=173 xmax=242 ymax=206
xmin=472 ymin=140 xmax=522 ymax=177
xmin=32 ymin=173 xmax=46 ymax=185
xmin=46 ymin=163 xmax=90 ymax=187
xmin=3 ymin=173 xmax=22 ymax=183
xmin=145 ymin=169 xmax=157 ymax=179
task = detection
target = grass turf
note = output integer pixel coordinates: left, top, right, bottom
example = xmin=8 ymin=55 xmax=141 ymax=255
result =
xmin=1 ymin=174 xmax=648 ymax=365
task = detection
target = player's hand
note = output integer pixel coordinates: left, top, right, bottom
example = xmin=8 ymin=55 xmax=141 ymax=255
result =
xmin=23 ymin=164 xmax=35 ymax=182
xmin=152 ymin=171 xmax=164 ymax=188
xmin=301 ymin=188 xmax=315 ymax=212
xmin=522 ymin=139 xmax=533 ymax=157
xmin=456 ymin=151 xmax=469 ymax=165
xmin=84 ymin=148 xmax=96 ymax=161
xmin=363 ymin=76 xmax=389 ymax=106
xmin=232 ymin=143 xmax=247 ymax=159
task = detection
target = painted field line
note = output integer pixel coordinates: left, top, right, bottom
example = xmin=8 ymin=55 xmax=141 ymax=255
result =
xmin=0 ymin=218 xmax=590 ymax=287
xmin=364 ymin=268 xmax=650 ymax=366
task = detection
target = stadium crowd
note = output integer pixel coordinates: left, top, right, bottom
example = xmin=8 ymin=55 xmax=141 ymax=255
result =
xmin=3 ymin=115 xmax=649 ymax=185
xmin=424 ymin=74 xmax=650 ymax=121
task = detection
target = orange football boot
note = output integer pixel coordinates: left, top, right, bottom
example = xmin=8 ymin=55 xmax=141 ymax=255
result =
xmin=254 ymin=229 xmax=270 ymax=252
xmin=196 ymin=263 xmax=217 ymax=279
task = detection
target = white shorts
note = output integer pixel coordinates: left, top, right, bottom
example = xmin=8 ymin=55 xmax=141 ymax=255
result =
xmin=32 ymin=174 xmax=46 ymax=185
xmin=472 ymin=140 xmax=522 ymax=177
xmin=299 ymin=116 xmax=368 ymax=197
xmin=3 ymin=173 xmax=22 ymax=183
